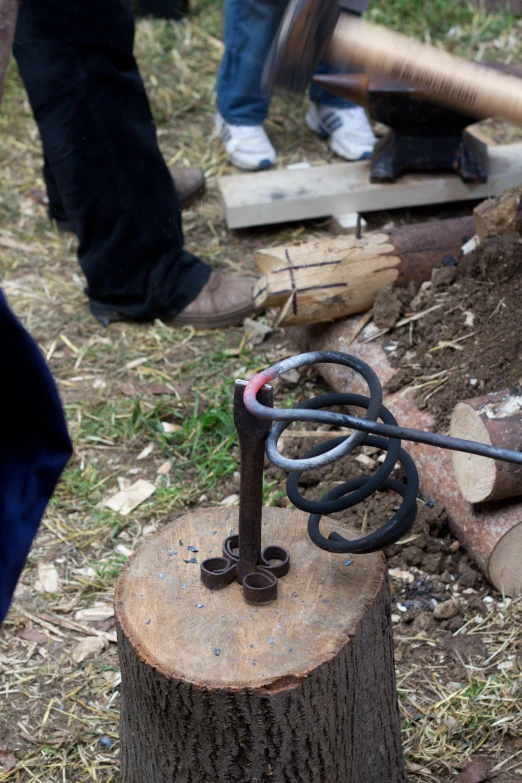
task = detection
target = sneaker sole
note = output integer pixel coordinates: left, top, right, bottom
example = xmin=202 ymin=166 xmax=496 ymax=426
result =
xmin=229 ymin=153 xmax=276 ymax=171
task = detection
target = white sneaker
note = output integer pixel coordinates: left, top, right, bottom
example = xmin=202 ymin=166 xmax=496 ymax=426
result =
xmin=305 ymin=104 xmax=376 ymax=161
xmin=215 ymin=112 xmax=277 ymax=171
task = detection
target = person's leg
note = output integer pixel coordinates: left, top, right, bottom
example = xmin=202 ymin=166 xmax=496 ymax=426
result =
xmin=217 ymin=0 xmax=287 ymax=126
xmin=13 ymin=0 xmax=211 ymax=324
xmin=215 ymin=0 xmax=287 ymax=170
xmin=306 ymin=12 xmax=375 ymax=162
xmin=43 ymin=155 xmax=71 ymax=227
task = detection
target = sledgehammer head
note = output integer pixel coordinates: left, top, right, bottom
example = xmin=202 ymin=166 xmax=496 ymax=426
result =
xmin=261 ymin=0 xmax=340 ymax=94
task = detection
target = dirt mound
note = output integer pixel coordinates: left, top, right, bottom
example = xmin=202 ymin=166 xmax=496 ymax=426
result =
xmin=381 ymin=233 xmax=522 ymax=429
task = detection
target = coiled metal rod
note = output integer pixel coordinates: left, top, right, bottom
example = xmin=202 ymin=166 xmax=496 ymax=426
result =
xmin=243 ymin=351 xmax=522 ymax=555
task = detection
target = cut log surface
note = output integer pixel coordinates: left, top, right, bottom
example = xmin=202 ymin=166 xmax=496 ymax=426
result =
xmin=115 ymin=506 xmax=404 ymax=783
xmin=451 ymin=389 xmax=522 ymax=504
xmin=253 ymin=216 xmax=474 ymax=327
xmin=305 ymin=318 xmax=522 ymax=596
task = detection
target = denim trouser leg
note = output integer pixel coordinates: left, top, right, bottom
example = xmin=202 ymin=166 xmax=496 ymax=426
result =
xmin=309 ymin=62 xmax=357 ymax=109
xmin=13 ymin=0 xmax=211 ymax=324
xmin=217 ymin=0 xmax=359 ymax=125
xmin=217 ymin=0 xmax=287 ymax=125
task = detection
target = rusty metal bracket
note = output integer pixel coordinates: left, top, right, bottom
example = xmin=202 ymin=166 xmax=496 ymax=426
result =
xmin=200 ymin=380 xmax=290 ymax=603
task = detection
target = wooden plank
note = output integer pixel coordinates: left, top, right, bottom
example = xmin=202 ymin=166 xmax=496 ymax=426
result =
xmin=218 ymin=142 xmax=522 ymax=229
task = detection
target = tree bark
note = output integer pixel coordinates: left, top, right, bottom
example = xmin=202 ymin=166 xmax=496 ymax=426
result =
xmin=450 ymin=389 xmax=522 ymax=503
xmin=0 ymin=0 xmax=17 ymax=108
xmin=304 ymin=316 xmax=522 ymax=596
xmin=115 ymin=506 xmax=405 ymax=783
xmin=253 ymin=216 xmax=474 ymax=327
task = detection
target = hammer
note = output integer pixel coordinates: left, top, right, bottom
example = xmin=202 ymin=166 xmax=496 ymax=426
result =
xmin=262 ymin=0 xmax=522 ymax=127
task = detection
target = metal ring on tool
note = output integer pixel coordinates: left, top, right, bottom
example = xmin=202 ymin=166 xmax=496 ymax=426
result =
xmin=222 ymin=534 xmax=239 ymax=563
xmin=260 ymin=545 xmax=291 ymax=578
xmin=243 ymin=568 xmax=278 ymax=603
xmin=200 ymin=557 xmax=236 ymax=589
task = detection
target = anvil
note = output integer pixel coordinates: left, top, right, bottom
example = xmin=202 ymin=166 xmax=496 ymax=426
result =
xmin=313 ymin=72 xmax=492 ymax=183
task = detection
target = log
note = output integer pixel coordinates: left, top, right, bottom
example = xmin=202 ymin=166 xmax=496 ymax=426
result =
xmin=115 ymin=506 xmax=405 ymax=783
xmin=0 ymin=0 xmax=17 ymax=108
xmin=304 ymin=316 xmax=522 ymax=596
xmin=450 ymin=388 xmax=522 ymax=503
xmin=473 ymin=184 xmax=522 ymax=239
xmin=253 ymin=216 xmax=474 ymax=327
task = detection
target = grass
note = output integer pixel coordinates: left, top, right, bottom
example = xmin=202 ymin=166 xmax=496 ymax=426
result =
xmin=369 ymin=0 xmax=517 ymax=50
xmin=0 ymin=0 xmax=522 ymax=780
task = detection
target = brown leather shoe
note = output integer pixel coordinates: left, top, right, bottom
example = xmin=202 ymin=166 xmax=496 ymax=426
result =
xmin=169 ymin=270 xmax=256 ymax=329
xmin=170 ymin=166 xmax=206 ymax=210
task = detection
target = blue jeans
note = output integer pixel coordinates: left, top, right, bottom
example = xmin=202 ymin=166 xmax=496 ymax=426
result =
xmin=217 ymin=0 xmax=358 ymax=126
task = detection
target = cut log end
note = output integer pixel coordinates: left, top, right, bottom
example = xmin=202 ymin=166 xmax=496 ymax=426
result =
xmin=450 ymin=390 xmax=522 ymax=504
xmin=489 ymin=524 xmax=522 ymax=597
xmin=450 ymin=402 xmax=496 ymax=504
xmin=115 ymin=507 xmax=405 ymax=782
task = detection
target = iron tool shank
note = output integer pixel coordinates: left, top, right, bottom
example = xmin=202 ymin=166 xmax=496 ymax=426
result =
xmin=233 ymin=380 xmax=274 ymax=581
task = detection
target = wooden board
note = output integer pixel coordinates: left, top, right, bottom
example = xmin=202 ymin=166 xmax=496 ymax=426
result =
xmin=218 ymin=142 xmax=522 ymax=229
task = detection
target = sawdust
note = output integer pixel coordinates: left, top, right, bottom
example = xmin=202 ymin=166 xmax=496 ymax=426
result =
xmin=383 ymin=233 xmax=522 ymax=429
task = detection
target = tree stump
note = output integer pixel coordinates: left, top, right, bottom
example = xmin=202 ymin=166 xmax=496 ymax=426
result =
xmin=115 ymin=507 xmax=404 ymax=783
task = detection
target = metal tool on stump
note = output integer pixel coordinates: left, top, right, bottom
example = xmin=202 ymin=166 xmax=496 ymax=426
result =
xmin=200 ymin=380 xmax=290 ymax=602
xmin=201 ymin=351 xmax=522 ymax=605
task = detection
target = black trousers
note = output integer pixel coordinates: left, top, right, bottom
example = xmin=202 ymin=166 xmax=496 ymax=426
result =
xmin=13 ymin=0 xmax=211 ymax=324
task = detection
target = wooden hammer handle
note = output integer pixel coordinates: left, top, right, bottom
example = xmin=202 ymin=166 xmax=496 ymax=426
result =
xmin=331 ymin=16 xmax=522 ymax=125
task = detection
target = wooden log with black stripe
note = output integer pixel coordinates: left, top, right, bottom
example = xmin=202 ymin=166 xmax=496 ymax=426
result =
xmin=253 ymin=216 xmax=474 ymax=327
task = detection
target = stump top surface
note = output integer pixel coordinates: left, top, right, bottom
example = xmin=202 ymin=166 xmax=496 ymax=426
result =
xmin=115 ymin=507 xmax=385 ymax=689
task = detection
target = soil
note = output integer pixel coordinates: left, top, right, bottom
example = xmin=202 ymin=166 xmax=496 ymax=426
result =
xmin=265 ymin=429 xmax=486 ymax=634
xmin=374 ymin=233 xmax=522 ymax=429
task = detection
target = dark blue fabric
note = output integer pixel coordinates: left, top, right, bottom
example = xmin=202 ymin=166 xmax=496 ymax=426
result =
xmin=0 ymin=291 xmax=72 ymax=623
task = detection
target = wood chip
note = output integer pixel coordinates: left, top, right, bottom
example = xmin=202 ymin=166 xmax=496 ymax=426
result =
xmin=104 ymin=479 xmax=156 ymax=515
xmin=75 ymin=604 xmax=114 ymax=623
xmin=161 ymin=421 xmax=182 ymax=434
xmin=157 ymin=460 xmax=172 ymax=475
xmin=71 ymin=635 xmax=108 ymax=663
xmin=137 ymin=442 xmax=154 ymax=460
xmin=221 ymin=494 xmax=239 ymax=506
xmin=34 ymin=562 xmax=61 ymax=594
xmin=388 ymin=568 xmax=415 ymax=584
